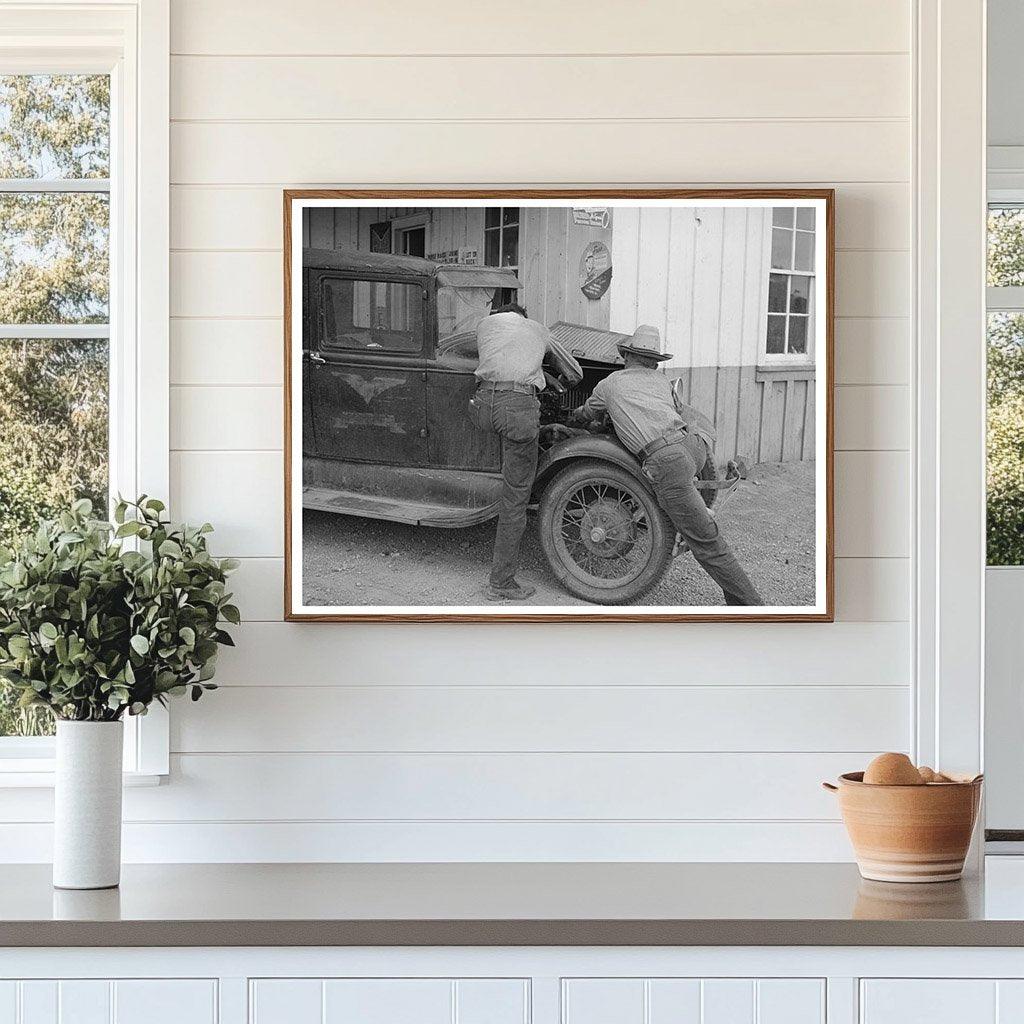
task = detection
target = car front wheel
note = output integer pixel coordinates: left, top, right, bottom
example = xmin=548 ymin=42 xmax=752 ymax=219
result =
xmin=538 ymin=460 xmax=675 ymax=605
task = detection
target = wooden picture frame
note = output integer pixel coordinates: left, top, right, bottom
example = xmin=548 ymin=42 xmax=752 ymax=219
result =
xmin=284 ymin=189 xmax=834 ymax=622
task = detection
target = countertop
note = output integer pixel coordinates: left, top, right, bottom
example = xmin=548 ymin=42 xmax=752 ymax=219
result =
xmin=5 ymin=861 xmax=1024 ymax=947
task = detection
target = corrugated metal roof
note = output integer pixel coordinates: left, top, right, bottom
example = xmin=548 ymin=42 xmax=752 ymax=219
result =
xmin=549 ymin=321 xmax=631 ymax=365
xmin=303 ymin=247 xmax=522 ymax=290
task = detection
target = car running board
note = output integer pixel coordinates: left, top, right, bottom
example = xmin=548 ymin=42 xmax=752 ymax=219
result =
xmin=302 ymin=486 xmax=498 ymax=529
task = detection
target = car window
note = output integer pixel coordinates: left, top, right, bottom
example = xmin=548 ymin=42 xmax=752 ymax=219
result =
xmin=320 ymin=277 xmax=424 ymax=354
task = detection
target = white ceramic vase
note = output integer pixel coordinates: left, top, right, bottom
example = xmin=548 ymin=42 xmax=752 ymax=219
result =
xmin=53 ymin=720 xmax=124 ymax=890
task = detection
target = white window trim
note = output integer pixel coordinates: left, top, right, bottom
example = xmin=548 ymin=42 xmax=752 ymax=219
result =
xmin=914 ymin=0 xmax=986 ymax=826
xmin=0 ymin=0 xmax=170 ymax=783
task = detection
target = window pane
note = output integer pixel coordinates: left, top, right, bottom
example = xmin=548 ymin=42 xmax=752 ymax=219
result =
xmin=988 ymin=206 xmax=1024 ymax=287
xmin=0 ymin=75 xmax=109 ymax=179
xmin=768 ymin=273 xmax=788 ymax=312
xmin=789 ymin=275 xmax=811 ymax=314
xmin=772 ymin=207 xmax=794 ymax=227
xmin=502 ymin=207 xmax=519 ymax=226
xmin=796 ymin=207 xmax=815 ymax=230
xmin=321 ymin=278 xmax=423 ymax=352
xmin=788 ymin=315 xmax=808 ymax=354
xmin=0 ymin=336 xmax=108 ymax=737
xmin=987 ymin=311 xmax=1024 ymax=564
xmin=484 ymin=228 xmax=500 ymax=267
xmin=0 ymin=192 xmax=109 ymax=323
xmin=766 ymin=314 xmax=786 ymax=354
xmin=794 ymin=230 xmax=815 ymax=272
xmin=501 ymin=224 xmax=519 ymax=267
xmin=484 ymin=207 xmax=501 ymax=229
xmin=771 ymin=227 xmax=792 ymax=269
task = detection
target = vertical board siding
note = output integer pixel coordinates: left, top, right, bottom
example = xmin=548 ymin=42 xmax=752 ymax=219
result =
xmin=0 ymin=3 xmax=916 ymax=862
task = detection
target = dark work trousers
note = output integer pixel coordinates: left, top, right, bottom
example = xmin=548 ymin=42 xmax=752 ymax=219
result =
xmin=469 ymin=387 xmax=540 ymax=587
xmin=642 ymin=435 xmax=763 ymax=606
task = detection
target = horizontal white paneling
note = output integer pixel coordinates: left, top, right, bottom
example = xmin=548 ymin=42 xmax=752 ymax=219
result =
xmin=171 ymin=685 xmax=909 ymax=753
xmin=170 ymin=451 xmax=283 ymax=557
xmin=834 ymin=385 xmax=910 ymax=450
xmin=172 ymin=55 xmax=908 ymax=121
xmin=170 ymin=121 xmax=909 ymax=186
xmin=0 ymin=819 xmax=857 ymax=863
xmin=170 ymin=319 xmax=282 ymax=386
xmin=211 ymin=621 xmax=909 ymax=687
xmin=170 ymin=0 xmax=909 ymax=55
xmin=170 ymin=249 xmax=907 ymax=322
xmin=171 ymin=448 xmax=905 ymax=560
xmin=227 ymin=558 xmax=284 ymax=620
xmin=834 ymin=451 xmax=910 ymax=558
xmin=834 ymin=319 xmax=909 ymax=385
xmin=229 ymin=556 xmax=908 ymax=623
xmin=171 ymin=386 xmax=281 ymax=450
xmin=833 ymin=558 xmax=909 ymax=621
xmin=114 ymin=751 xmax=860 ymax=821
xmin=171 ymin=252 xmax=280 ymax=318
xmin=170 ymin=183 xmax=909 ymax=252
xmin=834 ymin=250 xmax=909 ymax=318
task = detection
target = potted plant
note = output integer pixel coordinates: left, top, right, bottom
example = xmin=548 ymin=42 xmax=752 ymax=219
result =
xmin=0 ymin=497 xmax=239 ymax=889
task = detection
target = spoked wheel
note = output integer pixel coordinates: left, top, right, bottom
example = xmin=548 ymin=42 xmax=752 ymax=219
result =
xmin=538 ymin=460 xmax=675 ymax=605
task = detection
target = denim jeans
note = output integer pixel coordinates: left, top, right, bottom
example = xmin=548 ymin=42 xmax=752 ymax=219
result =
xmin=469 ymin=388 xmax=540 ymax=587
xmin=642 ymin=436 xmax=763 ymax=606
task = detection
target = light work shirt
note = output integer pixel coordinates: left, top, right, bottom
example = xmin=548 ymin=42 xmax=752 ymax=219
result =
xmin=579 ymin=366 xmax=715 ymax=456
xmin=474 ymin=312 xmax=549 ymax=391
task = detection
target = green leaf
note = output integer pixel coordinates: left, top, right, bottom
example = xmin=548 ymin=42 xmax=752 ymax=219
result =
xmin=39 ymin=622 xmax=58 ymax=641
xmin=158 ymin=539 xmax=183 ymax=559
xmin=220 ymin=604 xmax=241 ymax=625
xmin=130 ymin=634 xmax=150 ymax=656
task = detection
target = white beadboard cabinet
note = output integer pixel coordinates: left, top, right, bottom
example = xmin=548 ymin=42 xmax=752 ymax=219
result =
xmin=5 ymin=950 xmax=1024 ymax=1024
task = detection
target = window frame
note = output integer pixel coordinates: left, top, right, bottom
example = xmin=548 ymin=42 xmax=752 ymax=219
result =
xmin=761 ymin=207 xmax=816 ymax=367
xmin=0 ymin=1 xmax=170 ymax=783
xmin=483 ymin=207 xmax=520 ymax=306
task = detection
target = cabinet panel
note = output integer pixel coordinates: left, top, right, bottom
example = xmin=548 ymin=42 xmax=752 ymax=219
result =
xmin=250 ymin=979 xmax=528 ymax=1024
xmin=861 ymin=981 xmax=997 ymax=1023
xmin=563 ymin=978 xmax=824 ymax=1024
xmin=0 ymin=981 xmax=216 ymax=1024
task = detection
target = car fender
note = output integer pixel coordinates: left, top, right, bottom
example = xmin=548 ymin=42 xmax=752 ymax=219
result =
xmin=533 ymin=432 xmax=648 ymax=493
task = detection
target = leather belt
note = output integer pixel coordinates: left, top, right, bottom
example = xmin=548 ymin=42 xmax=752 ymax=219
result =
xmin=477 ymin=380 xmax=537 ymax=396
xmin=639 ymin=427 xmax=692 ymax=461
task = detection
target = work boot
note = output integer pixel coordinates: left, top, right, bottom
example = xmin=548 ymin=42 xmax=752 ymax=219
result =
xmin=485 ymin=579 xmax=537 ymax=602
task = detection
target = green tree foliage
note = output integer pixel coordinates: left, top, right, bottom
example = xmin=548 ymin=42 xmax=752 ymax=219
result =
xmin=0 ymin=75 xmax=110 ymax=734
xmin=988 ymin=208 xmax=1024 ymax=565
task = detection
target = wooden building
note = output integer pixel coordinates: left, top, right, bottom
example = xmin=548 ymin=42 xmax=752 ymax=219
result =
xmin=303 ymin=204 xmax=816 ymax=464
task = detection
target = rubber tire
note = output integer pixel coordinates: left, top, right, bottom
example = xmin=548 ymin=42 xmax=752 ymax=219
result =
xmin=538 ymin=460 xmax=675 ymax=605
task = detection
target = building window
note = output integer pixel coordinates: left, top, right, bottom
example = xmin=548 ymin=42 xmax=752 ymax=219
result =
xmin=0 ymin=74 xmax=111 ymax=739
xmin=484 ymin=207 xmax=520 ymax=307
xmin=765 ymin=207 xmax=815 ymax=360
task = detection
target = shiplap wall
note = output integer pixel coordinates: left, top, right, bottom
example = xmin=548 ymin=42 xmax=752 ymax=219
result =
xmin=1 ymin=0 xmax=913 ymax=861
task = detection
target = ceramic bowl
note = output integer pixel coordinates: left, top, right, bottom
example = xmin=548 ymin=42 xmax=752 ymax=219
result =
xmin=823 ymin=771 xmax=983 ymax=883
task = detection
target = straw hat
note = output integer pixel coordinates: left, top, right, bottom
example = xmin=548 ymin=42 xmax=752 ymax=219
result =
xmin=616 ymin=324 xmax=672 ymax=362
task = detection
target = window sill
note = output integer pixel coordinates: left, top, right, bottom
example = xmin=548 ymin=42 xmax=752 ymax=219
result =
xmin=755 ymin=363 xmax=815 ymax=382
xmin=0 ymin=767 xmax=165 ymax=788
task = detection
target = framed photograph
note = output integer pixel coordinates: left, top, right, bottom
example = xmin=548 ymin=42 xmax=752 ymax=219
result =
xmin=284 ymin=190 xmax=834 ymax=622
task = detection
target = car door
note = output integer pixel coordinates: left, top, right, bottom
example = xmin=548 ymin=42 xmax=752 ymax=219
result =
xmin=309 ymin=273 xmax=429 ymax=466
xmin=426 ymin=333 xmax=501 ymax=471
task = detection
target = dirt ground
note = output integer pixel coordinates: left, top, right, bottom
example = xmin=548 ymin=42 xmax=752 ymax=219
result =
xmin=302 ymin=460 xmax=817 ymax=608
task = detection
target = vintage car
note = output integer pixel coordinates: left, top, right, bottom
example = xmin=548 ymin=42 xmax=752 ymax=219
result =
xmin=301 ymin=248 xmax=728 ymax=604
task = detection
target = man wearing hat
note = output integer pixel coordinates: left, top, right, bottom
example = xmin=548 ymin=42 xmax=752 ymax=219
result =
xmin=569 ymin=325 xmax=762 ymax=606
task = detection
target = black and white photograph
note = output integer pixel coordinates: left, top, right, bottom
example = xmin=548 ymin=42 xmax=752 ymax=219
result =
xmin=285 ymin=192 xmax=833 ymax=621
